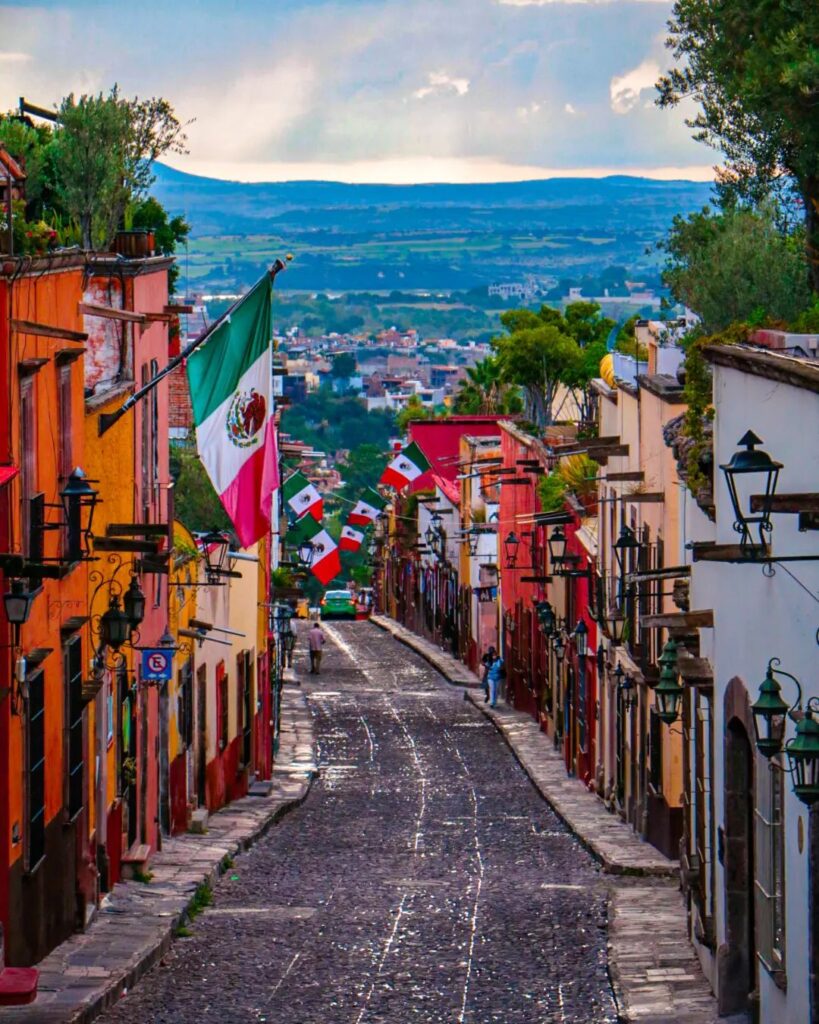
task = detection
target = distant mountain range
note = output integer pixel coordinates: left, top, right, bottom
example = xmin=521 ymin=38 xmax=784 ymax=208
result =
xmin=151 ymin=164 xmax=713 ymax=292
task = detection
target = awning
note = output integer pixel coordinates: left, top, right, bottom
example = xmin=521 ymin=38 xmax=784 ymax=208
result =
xmin=0 ymin=465 xmax=19 ymax=487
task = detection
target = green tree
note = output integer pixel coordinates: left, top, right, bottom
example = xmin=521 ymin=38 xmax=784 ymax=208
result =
xmin=52 ymin=87 xmax=187 ymax=248
xmin=657 ymin=0 xmax=819 ymax=290
xmin=660 ymin=205 xmax=811 ymax=330
xmin=339 ymin=443 xmax=386 ymax=500
xmin=131 ymin=196 xmax=190 ymax=291
xmin=331 ymin=352 xmax=357 ymax=378
xmin=171 ymin=443 xmax=231 ymax=535
xmin=396 ymin=394 xmax=434 ymax=433
xmin=453 ymin=356 xmax=521 ymax=415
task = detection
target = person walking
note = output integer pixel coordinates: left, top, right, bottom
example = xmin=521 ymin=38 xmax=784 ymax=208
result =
xmin=480 ymin=646 xmax=496 ymax=704
xmin=487 ymin=650 xmax=505 ymax=708
xmin=308 ymin=621 xmax=326 ymax=675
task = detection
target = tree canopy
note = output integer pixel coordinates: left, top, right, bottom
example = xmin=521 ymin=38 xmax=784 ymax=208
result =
xmin=657 ymin=0 xmax=819 ymax=290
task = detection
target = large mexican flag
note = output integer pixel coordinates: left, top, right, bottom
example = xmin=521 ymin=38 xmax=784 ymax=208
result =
xmin=379 ymin=441 xmax=430 ymax=490
xmin=348 ymin=487 xmax=386 ymax=527
xmin=186 ymin=276 xmax=279 ymax=548
xmin=339 ymin=524 xmax=365 ymax=552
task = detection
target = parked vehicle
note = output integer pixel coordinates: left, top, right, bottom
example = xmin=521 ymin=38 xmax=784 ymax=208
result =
xmin=356 ymin=587 xmax=375 ymax=617
xmin=321 ymin=589 xmax=357 ymax=619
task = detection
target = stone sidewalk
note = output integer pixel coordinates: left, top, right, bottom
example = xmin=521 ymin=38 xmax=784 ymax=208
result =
xmin=6 ymin=686 xmax=316 ymax=1024
xmin=371 ymin=615 xmax=726 ymax=1024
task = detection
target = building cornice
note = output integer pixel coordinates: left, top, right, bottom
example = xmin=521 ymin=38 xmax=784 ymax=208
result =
xmin=705 ymin=344 xmax=819 ymax=395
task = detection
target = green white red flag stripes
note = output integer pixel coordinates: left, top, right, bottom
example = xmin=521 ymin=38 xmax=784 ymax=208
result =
xmin=186 ymin=276 xmax=278 ymax=548
xmin=285 ymin=514 xmax=341 ymax=584
xmin=379 ymin=441 xmax=430 ymax=490
xmin=283 ymin=471 xmax=323 ymax=521
xmin=339 ymin=524 xmax=365 ymax=552
xmin=347 ymin=487 xmax=386 ymax=527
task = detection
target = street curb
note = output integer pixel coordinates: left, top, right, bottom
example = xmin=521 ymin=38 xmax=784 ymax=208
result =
xmin=369 ymin=615 xmax=481 ymax=688
xmin=12 ymin=691 xmax=317 ymax=1024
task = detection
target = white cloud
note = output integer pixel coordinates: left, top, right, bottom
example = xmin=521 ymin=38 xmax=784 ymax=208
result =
xmin=516 ymin=101 xmax=542 ymax=119
xmin=610 ymin=58 xmax=660 ymax=114
xmin=0 ymin=51 xmax=31 ymax=63
xmin=565 ymin=102 xmax=577 ymax=114
xmin=498 ymin=0 xmax=666 ymax=5
xmin=413 ymin=71 xmax=470 ymax=100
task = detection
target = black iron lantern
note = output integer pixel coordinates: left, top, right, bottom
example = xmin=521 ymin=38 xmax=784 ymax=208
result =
xmin=615 ymin=663 xmax=635 ymax=711
xmin=720 ymin=431 xmax=782 ymax=551
xmin=201 ymin=528 xmax=230 ymax=582
xmin=613 ymin=524 xmax=640 ymax=581
xmin=572 ymin=619 xmax=588 ymax=657
xmin=60 ymin=467 xmax=99 ymax=561
xmin=467 ymin=529 xmax=480 ymax=556
xmin=504 ymin=531 xmax=521 ymax=569
xmin=547 ymin=525 xmax=567 ymax=566
xmin=535 ymin=600 xmax=556 ymax=637
xmin=297 ymin=539 xmax=315 ymax=568
xmin=553 ymin=633 xmax=565 ymax=663
xmin=785 ymin=713 xmax=819 ymax=806
xmin=4 ymin=578 xmax=34 ymax=648
xmin=751 ymin=660 xmax=792 ymax=758
xmin=605 ymin=605 xmax=626 ymax=645
xmin=100 ymin=594 xmax=131 ymax=652
xmin=123 ymin=575 xmax=146 ymax=630
xmin=654 ymin=639 xmax=683 ymax=725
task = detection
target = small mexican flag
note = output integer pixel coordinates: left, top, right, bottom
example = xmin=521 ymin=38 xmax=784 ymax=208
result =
xmin=186 ymin=275 xmax=279 ymax=549
xmin=339 ymin=524 xmax=365 ymax=552
xmin=283 ymin=471 xmax=323 ymax=521
xmin=348 ymin=487 xmax=386 ymax=527
xmin=287 ymin=515 xmax=341 ymax=584
xmin=379 ymin=441 xmax=430 ymax=491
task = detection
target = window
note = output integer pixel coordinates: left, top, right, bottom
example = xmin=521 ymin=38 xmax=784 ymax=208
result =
xmin=217 ymin=662 xmax=228 ymax=751
xmin=58 ymin=363 xmax=73 ymax=482
xmin=19 ymin=376 xmax=36 ymax=556
xmin=756 ymin=760 xmax=786 ymax=976
xmin=26 ymin=670 xmax=45 ymax=869
xmin=649 ymin=707 xmax=663 ymax=793
xmin=694 ymin=691 xmax=716 ymax=943
xmin=150 ymin=357 xmax=159 ymax=502
xmin=64 ymin=636 xmax=84 ymax=819
xmin=178 ymin=659 xmax=193 ymax=748
xmin=238 ymin=652 xmax=253 ymax=767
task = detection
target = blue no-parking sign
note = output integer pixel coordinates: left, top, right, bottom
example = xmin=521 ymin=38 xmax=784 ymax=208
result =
xmin=141 ymin=648 xmax=174 ymax=682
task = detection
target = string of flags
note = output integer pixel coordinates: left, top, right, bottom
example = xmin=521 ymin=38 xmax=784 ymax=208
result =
xmin=281 ymin=437 xmax=428 ymax=586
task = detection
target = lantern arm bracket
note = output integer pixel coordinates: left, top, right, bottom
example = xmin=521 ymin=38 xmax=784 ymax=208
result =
xmin=767 ymin=657 xmax=804 ymax=716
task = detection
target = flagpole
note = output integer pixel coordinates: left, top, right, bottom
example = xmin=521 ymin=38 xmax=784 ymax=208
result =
xmin=98 ymin=257 xmax=290 ymax=436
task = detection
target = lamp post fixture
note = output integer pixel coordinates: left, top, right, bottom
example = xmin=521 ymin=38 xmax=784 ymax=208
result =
xmin=297 ymin=539 xmax=316 ymax=569
xmin=535 ymin=599 xmax=556 ymax=637
xmin=751 ymin=659 xmax=793 ymax=758
xmin=504 ymin=531 xmax=521 ymax=569
xmin=615 ymin=663 xmax=635 ymax=712
xmin=99 ymin=594 xmax=131 ymax=652
xmin=605 ymin=605 xmax=627 ymax=646
xmin=3 ymin=578 xmax=34 ymax=649
xmin=201 ymin=528 xmax=231 ymax=584
xmin=553 ymin=633 xmax=565 ymax=664
xmin=613 ymin=524 xmax=640 ymax=599
xmin=60 ymin=467 xmax=100 ymax=562
xmin=654 ymin=638 xmax=684 ymax=725
xmin=466 ymin=528 xmax=480 ymax=556
xmin=122 ymin=575 xmax=146 ymax=633
xmin=720 ymin=431 xmax=782 ymax=552
xmin=547 ymin=525 xmax=567 ymax=568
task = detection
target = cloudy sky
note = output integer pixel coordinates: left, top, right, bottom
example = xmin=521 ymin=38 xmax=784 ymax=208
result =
xmin=0 ymin=0 xmax=715 ymax=184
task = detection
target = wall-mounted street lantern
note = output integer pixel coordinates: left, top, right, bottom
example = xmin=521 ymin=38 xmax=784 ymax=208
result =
xmin=572 ymin=619 xmax=588 ymax=657
xmin=535 ymin=599 xmax=556 ymax=637
xmin=605 ymin=605 xmax=627 ymax=646
xmin=3 ymin=578 xmax=34 ymax=648
xmin=123 ymin=574 xmax=146 ymax=632
xmin=614 ymin=663 xmax=635 ymax=712
xmin=467 ymin=529 xmax=480 ymax=556
xmin=201 ymin=528 xmax=231 ymax=584
xmin=504 ymin=531 xmax=521 ymax=569
xmin=751 ymin=656 xmax=819 ymax=806
xmin=548 ymin=525 xmax=567 ymax=567
xmin=99 ymin=594 xmax=131 ymax=652
xmin=60 ymin=467 xmax=100 ymax=562
xmin=720 ymin=431 xmax=782 ymax=552
xmin=297 ymin=539 xmax=315 ymax=568
xmin=613 ymin=525 xmax=640 ymax=594
xmin=553 ymin=633 xmax=565 ymax=663
xmin=654 ymin=638 xmax=684 ymax=725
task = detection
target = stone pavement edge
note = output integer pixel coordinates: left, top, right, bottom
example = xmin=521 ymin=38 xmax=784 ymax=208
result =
xmin=4 ymin=685 xmax=316 ymax=1024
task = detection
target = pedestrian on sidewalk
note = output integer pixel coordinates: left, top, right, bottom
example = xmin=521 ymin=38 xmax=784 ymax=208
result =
xmin=487 ymin=650 xmax=505 ymax=708
xmin=480 ymin=647 xmax=496 ymax=703
xmin=308 ymin=621 xmax=325 ymax=675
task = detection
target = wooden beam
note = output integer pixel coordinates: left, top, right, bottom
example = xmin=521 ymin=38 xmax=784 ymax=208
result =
xmin=690 ymin=542 xmax=769 ymax=563
xmin=142 ymin=312 xmax=174 ymax=324
xmin=587 ymin=444 xmax=629 ymax=458
xmin=54 ymin=347 xmax=86 ymax=365
xmin=605 ymin=471 xmax=644 ymax=482
xmin=620 ymin=492 xmax=664 ymax=503
xmin=106 ymin=523 xmax=169 ymax=538
xmin=799 ymin=512 xmax=819 ymax=532
xmin=164 ymin=304 xmax=194 ymax=314
xmin=641 ymin=609 xmax=714 ymax=629
xmin=79 ymin=302 xmax=146 ymax=325
xmin=92 ymin=537 xmax=160 ymax=554
xmin=11 ymin=318 xmax=88 ymax=343
xmin=751 ymin=493 xmax=819 ymax=514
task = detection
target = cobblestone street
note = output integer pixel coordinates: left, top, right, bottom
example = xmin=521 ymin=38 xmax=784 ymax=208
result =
xmin=98 ymin=622 xmax=617 ymax=1024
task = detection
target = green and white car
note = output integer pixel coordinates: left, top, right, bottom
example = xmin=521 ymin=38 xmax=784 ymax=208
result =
xmin=321 ymin=589 xmax=357 ymax=619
